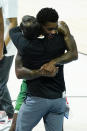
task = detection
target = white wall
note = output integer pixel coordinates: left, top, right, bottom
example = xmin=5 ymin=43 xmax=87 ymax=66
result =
xmin=18 ymin=0 xmax=87 ymax=54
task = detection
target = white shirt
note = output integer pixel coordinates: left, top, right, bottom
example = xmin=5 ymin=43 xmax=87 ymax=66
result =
xmin=1 ymin=0 xmax=18 ymax=56
xmin=0 ymin=0 xmax=2 ymax=7
xmin=0 ymin=2 xmax=1 ymax=7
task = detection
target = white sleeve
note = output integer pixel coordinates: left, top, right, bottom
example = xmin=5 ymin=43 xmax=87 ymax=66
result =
xmin=4 ymin=0 xmax=18 ymax=18
xmin=0 ymin=0 xmax=2 ymax=8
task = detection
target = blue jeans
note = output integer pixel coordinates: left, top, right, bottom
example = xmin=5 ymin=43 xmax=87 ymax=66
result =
xmin=0 ymin=56 xmax=14 ymax=118
xmin=16 ymin=96 xmax=66 ymax=131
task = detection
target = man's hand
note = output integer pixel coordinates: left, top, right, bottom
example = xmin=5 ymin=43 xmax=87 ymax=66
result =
xmin=39 ymin=67 xmax=58 ymax=77
xmin=39 ymin=61 xmax=59 ymax=77
xmin=40 ymin=61 xmax=56 ymax=72
xmin=58 ymin=21 xmax=70 ymax=37
xmin=15 ymin=52 xmax=58 ymax=80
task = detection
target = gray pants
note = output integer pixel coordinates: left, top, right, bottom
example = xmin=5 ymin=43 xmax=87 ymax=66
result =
xmin=16 ymin=96 xmax=66 ymax=131
xmin=0 ymin=56 xmax=14 ymax=118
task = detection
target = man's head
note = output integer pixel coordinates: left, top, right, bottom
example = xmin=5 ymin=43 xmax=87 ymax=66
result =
xmin=36 ymin=7 xmax=59 ymax=36
xmin=20 ymin=15 xmax=41 ymax=40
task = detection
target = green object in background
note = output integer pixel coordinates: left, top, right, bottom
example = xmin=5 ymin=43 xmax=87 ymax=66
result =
xmin=15 ymin=80 xmax=27 ymax=111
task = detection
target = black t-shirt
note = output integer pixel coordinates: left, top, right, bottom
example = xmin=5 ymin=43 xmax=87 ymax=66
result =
xmin=10 ymin=27 xmax=67 ymax=99
xmin=3 ymin=42 xmax=7 ymax=54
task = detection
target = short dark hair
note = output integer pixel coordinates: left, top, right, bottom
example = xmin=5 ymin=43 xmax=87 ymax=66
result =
xmin=36 ymin=7 xmax=59 ymax=25
xmin=22 ymin=15 xmax=36 ymax=25
xmin=20 ymin=15 xmax=41 ymax=40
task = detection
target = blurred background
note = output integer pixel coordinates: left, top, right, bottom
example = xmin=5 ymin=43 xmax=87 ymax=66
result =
xmin=7 ymin=0 xmax=87 ymax=131
xmin=18 ymin=0 xmax=87 ymax=54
